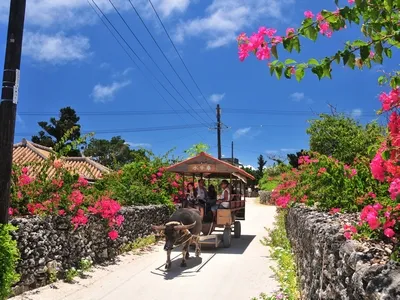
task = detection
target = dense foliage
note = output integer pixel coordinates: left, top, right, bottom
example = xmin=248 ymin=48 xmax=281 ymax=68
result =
xmin=32 ymin=107 xmax=82 ymax=157
xmin=83 ymin=136 xmax=148 ymax=170
xmin=94 ymin=151 xmax=180 ymax=208
xmin=307 ymin=114 xmax=384 ymax=164
xmin=0 ymin=224 xmax=20 ymax=300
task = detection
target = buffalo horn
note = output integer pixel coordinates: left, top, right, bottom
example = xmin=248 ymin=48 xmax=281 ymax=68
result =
xmin=174 ymin=221 xmax=196 ymax=231
xmin=151 ymin=224 xmax=166 ymax=231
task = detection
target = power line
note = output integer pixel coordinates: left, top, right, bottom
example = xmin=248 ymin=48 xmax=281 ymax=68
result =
xmin=15 ymin=123 xmax=207 ymax=137
xmin=107 ymin=0 xmax=212 ymax=127
xmin=91 ymin=0 xmax=210 ymax=128
xmin=127 ymin=0 xmax=214 ymax=123
xmin=18 ymin=108 xmax=381 ymax=118
xmin=148 ymin=0 xmax=215 ymax=113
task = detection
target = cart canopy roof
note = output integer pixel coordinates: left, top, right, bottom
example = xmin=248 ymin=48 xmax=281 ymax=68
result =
xmin=166 ymin=152 xmax=255 ymax=181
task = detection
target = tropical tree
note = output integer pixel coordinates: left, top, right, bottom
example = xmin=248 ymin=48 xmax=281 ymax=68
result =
xmin=83 ymin=136 xmax=147 ymax=170
xmin=184 ymin=143 xmax=210 ymax=157
xmin=32 ymin=107 xmax=81 ymax=156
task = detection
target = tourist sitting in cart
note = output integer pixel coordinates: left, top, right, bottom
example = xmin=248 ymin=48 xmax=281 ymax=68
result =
xmin=186 ymin=182 xmax=205 ymax=218
xmin=211 ymin=180 xmax=231 ymax=218
xmin=207 ymin=185 xmax=217 ymax=203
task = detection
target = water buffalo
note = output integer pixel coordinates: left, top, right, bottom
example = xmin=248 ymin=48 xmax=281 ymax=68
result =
xmin=152 ymin=208 xmax=202 ymax=269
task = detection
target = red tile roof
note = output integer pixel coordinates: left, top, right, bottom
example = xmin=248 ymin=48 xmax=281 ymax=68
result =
xmin=13 ymin=139 xmax=110 ymax=180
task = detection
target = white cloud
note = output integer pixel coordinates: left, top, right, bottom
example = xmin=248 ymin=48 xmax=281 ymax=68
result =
xmin=175 ymin=0 xmax=294 ymax=48
xmin=16 ymin=114 xmax=25 ymax=126
xmin=127 ymin=142 xmax=152 ymax=148
xmin=243 ymin=164 xmax=256 ymax=170
xmin=233 ymin=127 xmax=251 ymax=139
xmin=266 ymin=150 xmax=278 ymax=154
xmin=351 ymin=108 xmax=363 ymax=118
xmin=209 ymin=93 xmax=225 ymax=103
xmin=151 ymin=0 xmax=191 ymax=17
xmin=91 ymin=80 xmax=131 ymax=103
xmin=280 ymin=148 xmax=296 ymax=152
xmin=23 ymin=32 xmax=91 ymax=64
xmin=290 ymin=92 xmax=305 ymax=102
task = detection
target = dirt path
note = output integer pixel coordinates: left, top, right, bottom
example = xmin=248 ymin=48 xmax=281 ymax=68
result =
xmin=12 ymin=198 xmax=278 ymax=300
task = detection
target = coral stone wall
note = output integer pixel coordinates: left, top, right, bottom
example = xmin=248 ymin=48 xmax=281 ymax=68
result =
xmin=10 ymin=205 xmax=171 ymax=295
xmin=286 ymin=206 xmax=400 ymax=300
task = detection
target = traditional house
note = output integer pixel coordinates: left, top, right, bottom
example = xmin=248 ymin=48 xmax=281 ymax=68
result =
xmin=13 ymin=138 xmax=110 ymax=182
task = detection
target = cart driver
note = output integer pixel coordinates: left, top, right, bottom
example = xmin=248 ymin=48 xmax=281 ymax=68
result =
xmin=211 ymin=180 xmax=230 ymax=218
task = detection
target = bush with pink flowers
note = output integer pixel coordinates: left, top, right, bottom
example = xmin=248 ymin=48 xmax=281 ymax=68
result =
xmin=9 ymin=160 xmax=124 ymax=241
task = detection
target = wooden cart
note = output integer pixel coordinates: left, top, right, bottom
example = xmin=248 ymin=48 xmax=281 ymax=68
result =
xmin=165 ymin=152 xmax=255 ymax=248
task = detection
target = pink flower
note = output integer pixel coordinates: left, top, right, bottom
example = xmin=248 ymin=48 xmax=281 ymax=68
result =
xmin=237 ymin=32 xmax=248 ymax=42
xmin=373 ymin=203 xmax=383 ymax=211
xmin=248 ymin=33 xmax=265 ymax=51
xmin=286 ymin=28 xmax=295 ymax=36
xmin=256 ymin=46 xmax=271 ymax=60
xmin=368 ymin=192 xmax=377 ymax=199
xmin=316 ymin=13 xmax=324 ymax=22
xmin=108 ymin=230 xmax=119 ymax=240
xmin=8 ymin=208 xmax=13 ymax=216
xmin=304 ymin=10 xmax=314 ymax=19
xmin=78 ymin=177 xmax=89 ymax=187
xmin=350 ymin=169 xmax=357 ymax=177
xmin=172 ymin=181 xmax=180 ymax=188
xmin=348 ymin=0 xmax=355 ymax=4
xmin=276 ymin=195 xmax=291 ymax=208
xmin=384 ymin=228 xmax=395 ymax=238
xmin=69 ymin=190 xmax=84 ymax=206
xmin=157 ymin=172 xmax=163 ymax=177
xmin=115 ymin=215 xmax=125 ymax=226
xmin=53 ymin=160 xmax=63 ymax=169
xmin=370 ymin=147 xmax=386 ymax=181
xmin=389 ymin=178 xmax=400 ymax=200
xmin=344 ymin=231 xmax=352 ymax=239
xmin=18 ymin=174 xmax=33 ymax=186
xmin=379 ymin=89 xmax=400 ymax=111
xmin=271 ymin=36 xmax=283 ymax=45
xmin=58 ymin=209 xmax=66 ymax=216
xmin=17 ymin=191 xmax=22 ymax=199
xmin=366 ymin=214 xmax=380 ymax=230
xmin=369 ymin=51 xmax=375 ymax=59
xmin=22 ymin=167 xmax=29 ymax=174
xmin=384 ymin=219 xmax=396 ymax=229
xmin=330 ymin=208 xmax=341 ymax=214
xmin=319 ymin=22 xmax=332 ymax=37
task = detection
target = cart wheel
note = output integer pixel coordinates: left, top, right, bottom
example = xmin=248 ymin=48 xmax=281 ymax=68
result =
xmin=222 ymin=227 xmax=231 ymax=248
xmin=234 ymin=221 xmax=241 ymax=238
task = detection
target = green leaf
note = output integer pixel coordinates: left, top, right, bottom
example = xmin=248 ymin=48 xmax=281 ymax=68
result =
xmin=271 ymin=45 xmax=278 ymax=59
xmin=334 ymin=52 xmax=341 ymax=64
xmin=374 ymin=42 xmax=383 ymax=57
xmin=295 ymin=68 xmax=305 ymax=82
xmin=378 ymin=75 xmax=387 ymax=85
xmin=352 ymin=40 xmax=368 ymax=47
xmin=384 ymin=48 xmax=392 ymax=58
xmin=311 ymin=65 xmax=324 ymax=80
xmin=283 ymin=38 xmax=294 ymax=53
xmin=292 ymin=37 xmax=301 ymax=53
xmin=382 ymin=150 xmax=390 ymax=161
xmin=284 ymin=67 xmax=293 ymax=79
xmin=269 ymin=65 xmax=275 ymax=76
xmin=308 ymin=58 xmax=319 ymax=66
xmin=322 ymin=61 xmax=332 ymax=79
xmin=390 ymin=76 xmax=400 ymax=89
xmin=275 ymin=63 xmax=284 ymax=79
xmin=303 ymin=26 xmax=318 ymax=41
xmin=284 ymin=59 xmax=297 ymax=65
xmin=360 ymin=45 xmax=370 ymax=60
xmin=384 ymin=0 xmax=393 ymax=11
xmin=348 ymin=53 xmax=356 ymax=69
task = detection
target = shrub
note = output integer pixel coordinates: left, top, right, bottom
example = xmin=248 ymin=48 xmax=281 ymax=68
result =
xmin=0 ymin=224 xmax=20 ymax=300
xmin=272 ymin=153 xmax=389 ymax=212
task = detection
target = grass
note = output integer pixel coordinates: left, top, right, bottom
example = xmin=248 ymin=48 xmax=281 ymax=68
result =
xmin=253 ymin=210 xmax=300 ymax=300
xmin=260 ymin=180 xmax=280 ymax=191
xmin=120 ymin=234 xmax=157 ymax=254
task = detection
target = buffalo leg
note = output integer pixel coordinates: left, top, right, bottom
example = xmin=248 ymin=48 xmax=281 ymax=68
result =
xmin=165 ymin=249 xmax=172 ymax=269
xmin=180 ymin=242 xmax=189 ymax=267
xmin=194 ymin=237 xmax=201 ymax=257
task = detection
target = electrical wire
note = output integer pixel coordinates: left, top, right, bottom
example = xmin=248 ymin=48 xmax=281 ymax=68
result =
xmin=147 ymin=0 xmax=215 ymax=113
xmin=127 ymin=0 xmax=214 ymax=122
xmin=107 ymin=0 xmax=212 ymax=126
xmin=91 ymin=0 xmax=211 ymax=128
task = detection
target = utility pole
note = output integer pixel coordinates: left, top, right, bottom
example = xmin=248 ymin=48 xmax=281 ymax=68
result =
xmin=231 ymin=141 xmax=234 ymax=165
xmin=216 ymin=104 xmax=221 ymax=159
xmin=0 ymin=0 xmax=26 ymax=224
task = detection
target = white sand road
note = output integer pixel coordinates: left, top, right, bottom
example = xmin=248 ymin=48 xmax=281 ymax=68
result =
xmin=11 ymin=198 xmax=278 ymax=300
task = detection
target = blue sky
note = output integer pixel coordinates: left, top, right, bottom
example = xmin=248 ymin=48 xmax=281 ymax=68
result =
xmin=1 ymin=0 xmax=399 ymax=168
